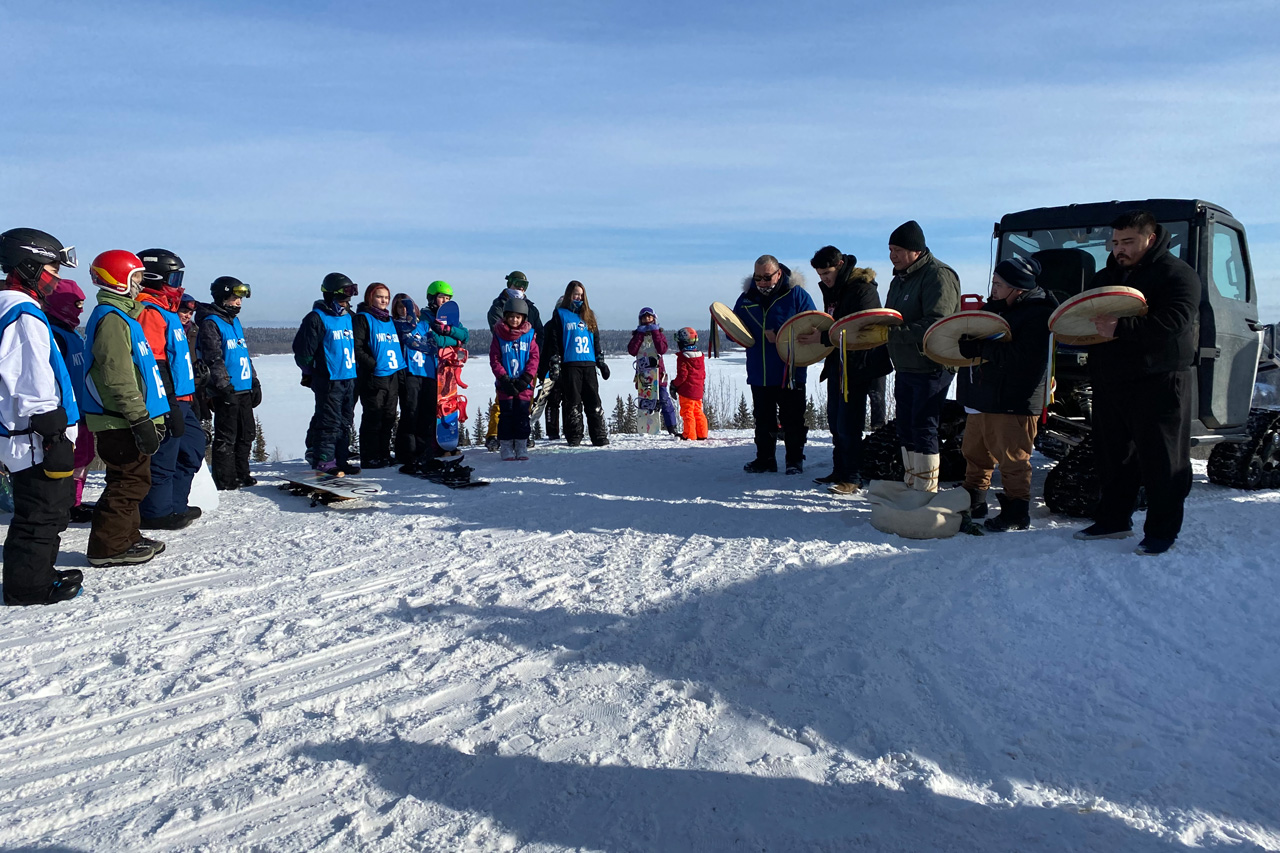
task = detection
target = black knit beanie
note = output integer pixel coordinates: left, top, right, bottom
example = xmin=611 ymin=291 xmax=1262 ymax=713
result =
xmin=889 ymin=220 xmax=927 ymax=253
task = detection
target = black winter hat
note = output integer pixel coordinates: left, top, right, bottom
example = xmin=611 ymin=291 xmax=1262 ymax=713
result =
xmin=993 ymin=256 xmax=1041 ymax=290
xmin=889 ymin=220 xmax=927 ymax=253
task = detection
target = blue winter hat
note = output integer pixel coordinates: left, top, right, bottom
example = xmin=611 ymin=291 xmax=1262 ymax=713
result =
xmin=993 ymin=256 xmax=1041 ymax=290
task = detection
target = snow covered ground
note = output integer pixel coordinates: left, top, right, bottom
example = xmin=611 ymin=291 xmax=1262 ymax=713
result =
xmin=2 ymin=358 xmax=1279 ymax=851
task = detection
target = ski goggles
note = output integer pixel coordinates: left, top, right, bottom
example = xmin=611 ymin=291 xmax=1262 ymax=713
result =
xmin=229 ymin=281 xmax=252 ymax=298
xmin=57 ymin=245 xmax=77 ymax=268
xmin=329 ymin=283 xmax=358 ymax=298
xmin=143 ymin=269 xmax=185 ymax=289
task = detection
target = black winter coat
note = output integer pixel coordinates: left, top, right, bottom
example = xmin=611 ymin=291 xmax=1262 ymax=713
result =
xmin=1086 ymin=225 xmax=1201 ymax=384
xmin=540 ymin=302 xmax=604 ymax=379
xmin=196 ymin=301 xmax=259 ymax=402
xmin=815 ymin=256 xmax=889 ymax=385
xmin=486 ymin=293 xmax=544 ymax=341
xmin=293 ymin=299 xmax=350 ymax=379
xmin=956 ymin=287 xmax=1057 ymax=416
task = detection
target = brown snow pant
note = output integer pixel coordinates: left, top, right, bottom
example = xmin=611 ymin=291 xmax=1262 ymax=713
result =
xmin=88 ymin=428 xmax=153 ymax=559
xmin=962 ymin=413 xmax=1037 ymax=501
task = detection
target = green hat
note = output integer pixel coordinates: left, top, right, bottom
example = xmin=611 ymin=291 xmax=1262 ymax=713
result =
xmin=427 ymin=280 xmax=453 ymax=298
xmin=505 ymin=270 xmax=528 ymax=288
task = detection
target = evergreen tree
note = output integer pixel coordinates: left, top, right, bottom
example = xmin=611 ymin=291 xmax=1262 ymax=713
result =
xmin=804 ymin=396 xmax=818 ymax=429
xmin=734 ymin=394 xmax=753 ymax=429
xmin=611 ymin=395 xmax=626 ymax=432
xmin=532 ymin=420 xmax=543 ymax=440
xmin=472 ymin=401 xmax=489 ymax=446
xmin=252 ymin=417 xmax=268 ymax=463
xmin=623 ymin=395 xmax=638 ymax=433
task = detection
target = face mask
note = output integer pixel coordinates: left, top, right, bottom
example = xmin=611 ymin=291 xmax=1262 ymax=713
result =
xmin=223 ymin=303 xmax=241 ymax=318
xmin=572 ymin=299 xmax=584 ymax=310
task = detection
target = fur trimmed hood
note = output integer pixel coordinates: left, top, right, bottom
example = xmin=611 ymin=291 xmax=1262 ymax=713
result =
xmin=741 ymin=263 xmax=807 ymax=294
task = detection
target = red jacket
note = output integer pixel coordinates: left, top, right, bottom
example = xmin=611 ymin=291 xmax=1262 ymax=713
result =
xmin=671 ymin=350 xmax=706 ymax=400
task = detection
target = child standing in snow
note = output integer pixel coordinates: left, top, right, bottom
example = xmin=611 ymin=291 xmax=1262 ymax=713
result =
xmin=489 ymin=296 xmax=540 ymax=460
xmin=627 ymin=307 xmax=680 ymax=437
xmin=671 ymin=327 xmax=709 ymax=440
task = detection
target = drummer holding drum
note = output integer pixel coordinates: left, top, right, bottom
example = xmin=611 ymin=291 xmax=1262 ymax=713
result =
xmin=732 ymin=255 xmax=817 ymax=475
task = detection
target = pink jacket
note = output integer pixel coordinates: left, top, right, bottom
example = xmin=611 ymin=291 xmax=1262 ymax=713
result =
xmin=490 ymin=319 xmax=541 ymax=401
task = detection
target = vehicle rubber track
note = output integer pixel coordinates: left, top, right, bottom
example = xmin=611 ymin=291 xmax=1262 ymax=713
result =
xmin=859 ymin=401 xmax=967 ymax=483
xmin=1207 ymin=407 xmax=1280 ymax=489
xmin=1043 ymin=435 xmax=1100 ymax=518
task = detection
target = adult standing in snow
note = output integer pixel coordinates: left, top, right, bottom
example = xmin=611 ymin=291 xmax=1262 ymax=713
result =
xmin=800 ymin=246 xmax=888 ymax=494
xmin=83 ymin=250 xmax=171 ymax=568
xmin=733 ymin=255 xmax=816 ymax=474
xmin=1073 ymin=210 xmax=1200 ymax=555
xmin=542 ymin=280 xmax=610 ymax=447
xmin=136 ymin=249 xmax=205 ymax=528
xmin=197 ymin=276 xmax=260 ymax=489
xmin=293 ymin=272 xmax=360 ymax=476
xmin=0 ymin=228 xmax=84 ymax=605
xmin=484 ymin=271 xmax=544 ymax=451
xmin=353 ymin=282 xmax=403 ymax=469
xmin=46 ymin=278 xmax=98 ymax=524
xmin=955 ymin=256 xmax=1056 ymax=531
xmin=884 ymin=221 xmax=961 ymax=492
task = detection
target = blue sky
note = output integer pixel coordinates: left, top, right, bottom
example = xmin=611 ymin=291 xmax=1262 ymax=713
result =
xmin=4 ymin=0 xmax=1279 ymax=329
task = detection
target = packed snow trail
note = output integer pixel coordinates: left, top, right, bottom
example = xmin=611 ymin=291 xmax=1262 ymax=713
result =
xmin=1 ymin=422 xmax=1279 ymax=849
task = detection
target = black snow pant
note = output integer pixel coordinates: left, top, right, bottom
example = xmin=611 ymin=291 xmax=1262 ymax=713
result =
xmin=307 ymin=375 xmax=356 ymax=466
xmin=212 ymin=392 xmax=254 ymax=488
xmin=827 ymin=374 xmax=870 ymax=482
xmin=869 ymin=374 xmax=888 ymax=429
xmin=1091 ymin=369 xmax=1193 ymax=541
xmin=3 ymin=462 xmax=74 ymax=597
xmin=397 ymin=374 xmax=424 ymax=462
xmin=498 ymin=398 xmax=532 ymax=441
xmin=545 ymin=383 xmax=563 ymax=439
xmin=751 ymin=385 xmax=807 ymax=467
xmin=359 ymin=372 xmax=399 ymax=463
xmin=560 ymin=363 xmax=608 ymax=446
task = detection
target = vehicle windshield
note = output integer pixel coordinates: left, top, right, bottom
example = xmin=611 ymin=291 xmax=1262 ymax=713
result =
xmin=999 ymin=221 xmax=1190 ymax=271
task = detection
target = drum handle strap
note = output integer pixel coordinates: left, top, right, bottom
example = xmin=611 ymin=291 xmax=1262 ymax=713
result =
xmin=708 ymin=309 xmax=720 ymax=359
xmin=839 ymin=330 xmax=849 ymax=402
xmin=1041 ymin=332 xmax=1056 ymax=424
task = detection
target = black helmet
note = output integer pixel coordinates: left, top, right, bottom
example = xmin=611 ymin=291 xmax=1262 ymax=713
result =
xmin=322 ymin=272 xmax=358 ymax=299
xmin=1 ymin=227 xmax=77 ymax=283
xmin=211 ymin=276 xmax=250 ymax=301
xmin=137 ymin=248 xmax=185 ymax=291
xmin=502 ymin=297 xmax=529 ymax=316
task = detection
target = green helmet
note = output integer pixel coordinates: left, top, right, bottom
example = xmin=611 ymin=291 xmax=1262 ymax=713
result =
xmin=427 ymin=280 xmax=453 ymax=298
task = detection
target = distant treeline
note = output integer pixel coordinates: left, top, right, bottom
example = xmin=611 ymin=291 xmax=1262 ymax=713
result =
xmin=243 ymin=327 xmax=734 ymax=357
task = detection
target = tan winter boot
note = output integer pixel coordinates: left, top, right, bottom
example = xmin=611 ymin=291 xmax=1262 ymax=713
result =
xmin=901 ymin=447 xmax=916 ymax=489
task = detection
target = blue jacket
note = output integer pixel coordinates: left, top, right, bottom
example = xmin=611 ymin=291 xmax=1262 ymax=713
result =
xmin=732 ymin=264 xmax=816 ymax=386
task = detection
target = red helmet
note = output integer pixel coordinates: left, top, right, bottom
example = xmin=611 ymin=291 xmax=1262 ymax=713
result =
xmin=89 ymin=250 xmax=146 ymax=296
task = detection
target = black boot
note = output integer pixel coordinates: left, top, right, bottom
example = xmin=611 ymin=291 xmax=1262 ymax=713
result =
xmin=984 ymin=494 xmax=1030 ymax=532
xmin=965 ymin=487 xmax=988 ymax=519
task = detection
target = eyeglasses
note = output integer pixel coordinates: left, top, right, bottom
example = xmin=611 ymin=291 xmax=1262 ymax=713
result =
xmin=753 ymin=270 xmax=779 ymax=283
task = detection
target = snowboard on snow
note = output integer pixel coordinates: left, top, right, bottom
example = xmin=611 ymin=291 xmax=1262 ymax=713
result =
xmin=433 ymin=301 xmax=469 ymax=454
xmin=277 ymin=469 xmax=384 ymax=506
xmin=634 ymin=334 xmax=663 ymax=435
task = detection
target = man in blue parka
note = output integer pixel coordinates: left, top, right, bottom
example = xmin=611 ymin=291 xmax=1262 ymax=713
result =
xmin=733 ymin=255 xmax=816 ymax=474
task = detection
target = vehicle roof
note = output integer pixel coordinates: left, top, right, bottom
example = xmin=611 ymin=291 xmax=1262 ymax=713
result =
xmin=998 ymin=199 xmax=1233 ymax=232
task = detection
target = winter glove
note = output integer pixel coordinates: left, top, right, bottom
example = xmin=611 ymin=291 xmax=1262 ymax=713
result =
xmin=251 ymin=379 xmax=263 ymax=408
xmin=548 ymin=357 xmax=561 ymax=382
xmin=130 ymin=416 xmax=162 ymax=456
xmin=29 ymin=408 xmax=74 ymax=479
xmin=165 ymin=409 xmax=186 ymax=438
xmin=597 ymin=361 xmax=611 ymax=380
xmin=497 ymin=376 xmax=518 ymax=397
xmin=300 ymin=373 xmax=312 ymax=388
xmin=957 ymin=336 xmax=985 ymax=359
xmin=512 ymin=375 xmax=531 ymax=394
xmin=192 ymin=359 xmax=211 ymax=388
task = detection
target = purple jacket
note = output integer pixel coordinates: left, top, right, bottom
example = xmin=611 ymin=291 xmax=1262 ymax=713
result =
xmin=490 ymin=319 xmax=541 ymax=401
xmin=628 ymin=326 xmax=669 ymax=383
